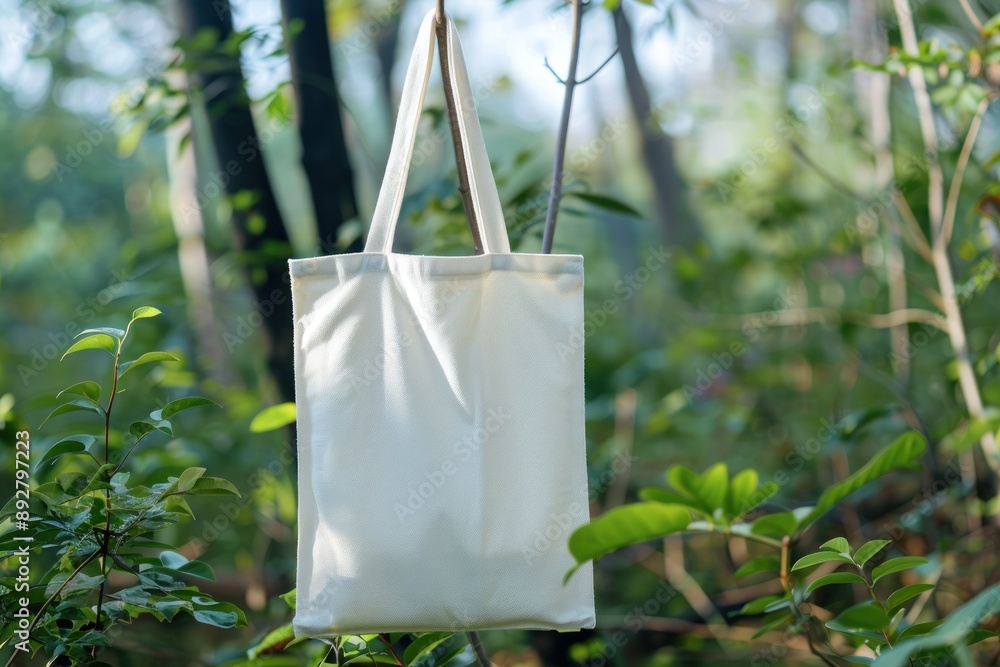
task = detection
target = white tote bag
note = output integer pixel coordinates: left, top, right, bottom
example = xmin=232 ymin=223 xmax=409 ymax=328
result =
xmin=290 ymin=9 xmax=595 ymax=636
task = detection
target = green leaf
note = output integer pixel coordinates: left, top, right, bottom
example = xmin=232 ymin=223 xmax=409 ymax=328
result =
xmin=45 ymin=572 xmax=104 ymax=598
xmin=279 ymin=589 xmax=296 ymax=610
xmin=569 ymin=191 xmax=642 ymax=217
xmin=192 ymin=608 xmax=242 ymax=628
xmin=697 ymin=463 xmax=729 ymax=517
xmin=177 ymin=560 xmax=215 ymax=580
xmin=750 ymin=511 xmax=800 ymax=538
xmin=57 ymin=381 xmax=102 ymax=403
xmin=151 ymin=396 xmax=218 ymax=421
xmin=129 ymin=420 xmax=173 ymax=439
xmin=77 ymin=327 xmax=125 ymax=340
xmin=403 ymin=632 xmax=453 ymax=664
xmin=873 ymin=582 xmax=1000 ymax=666
xmin=131 ymin=306 xmax=162 ymax=321
xmin=248 ymin=622 xmax=297 ymax=658
xmin=752 ymin=610 xmax=794 ymax=639
xmin=249 ymin=402 xmax=297 ymax=433
xmin=639 ymin=487 xmax=704 ymax=510
xmin=118 ymin=351 xmax=180 ymax=379
xmin=871 ymin=556 xmax=928 ymax=583
xmin=41 ymin=400 xmax=104 ymax=427
xmin=343 ymin=655 xmax=399 ymax=665
xmin=61 ymin=333 xmax=117 ymax=360
xmin=176 ymin=467 xmax=206 ymax=492
xmin=798 ymin=432 xmax=926 ymax=531
xmin=740 ymin=594 xmax=784 ymax=616
xmin=791 ymin=551 xmax=855 ymax=571
xmin=37 ymin=435 xmax=99 ymax=468
xmin=806 ymin=572 xmax=867 ymax=594
xmin=826 ymin=601 xmax=890 ymax=640
xmin=187 ymin=476 xmax=241 ymax=497
xmin=886 ymin=584 xmax=935 ymax=613
xmin=727 ymin=468 xmax=777 ymax=518
xmin=734 ymin=555 xmax=781 ymax=579
xmin=819 ymin=537 xmax=851 ymax=554
xmin=854 ymin=540 xmax=892 ymax=567
xmin=159 ymin=551 xmax=188 ymax=569
xmin=567 ymin=503 xmax=691 ymax=577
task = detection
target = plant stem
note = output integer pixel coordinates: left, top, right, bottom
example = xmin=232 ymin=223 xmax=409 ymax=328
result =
xmin=779 ymin=536 xmax=791 ymax=593
xmin=468 ymin=631 xmax=490 ymax=666
xmin=942 ymin=98 xmax=989 ymax=247
xmin=541 ymin=0 xmax=583 ymax=254
xmin=435 ymin=1 xmax=482 ymax=254
xmin=3 ymin=550 xmax=101 ymax=667
xmin=94 ymin=342 xmax=122 ymax=633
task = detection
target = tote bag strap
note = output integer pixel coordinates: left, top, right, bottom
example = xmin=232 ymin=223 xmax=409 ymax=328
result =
xmin=364 ymin=10 xmax=512 ymax=255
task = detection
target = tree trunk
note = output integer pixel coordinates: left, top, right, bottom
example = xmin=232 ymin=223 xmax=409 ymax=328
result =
xmin=281 ymin=0 xmax=361 ymax=254
xmin=175 ymin=0 xmax=296 ymax=406
xmin=613 ymin=4 xmax=698 ymax=247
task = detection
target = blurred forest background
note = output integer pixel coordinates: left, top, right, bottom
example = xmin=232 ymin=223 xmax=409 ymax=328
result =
xmin=2 ymin=0 xmax=1000 ymax=664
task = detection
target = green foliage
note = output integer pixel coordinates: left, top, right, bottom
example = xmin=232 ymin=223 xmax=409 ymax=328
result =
xmin=0 ymin=308 xmax=244 ymax=663
xmin=568 ymin=431 xmax=926 ymax=573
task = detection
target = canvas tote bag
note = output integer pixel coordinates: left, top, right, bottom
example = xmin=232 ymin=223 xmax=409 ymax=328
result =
xmin=290 ymin=8 xmax=595 ymax=636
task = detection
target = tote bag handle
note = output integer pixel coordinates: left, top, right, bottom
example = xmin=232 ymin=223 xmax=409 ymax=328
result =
xmin=364 ymin=10 xmax=512 ymax=255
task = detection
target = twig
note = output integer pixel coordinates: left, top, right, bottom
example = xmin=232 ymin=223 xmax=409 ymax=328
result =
xmin=957 ymin=0 xmax=985 ymax=32
xmin=728 ymin=306 xmax=947 ymax=331
xmin=578 ymin=48 xmax=618 ymax=83
xmin=94 ymin=341 xmax=123 ymax=634
xmin=3 ymin=550 xmax=101 ymax=667
xmin=467 ymin=631 xmax=491 ymax=666
xmin=541 ymin=0 xmax=583 ymax=254
xmin=435 ymin=1 xmax=483 ymax=254
xmin=942 ymin=97 xmax=990 ymax=246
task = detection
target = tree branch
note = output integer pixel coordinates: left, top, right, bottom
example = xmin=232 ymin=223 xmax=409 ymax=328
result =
xmin=957 ymin=0 xmax=985 ymax=32
xmin=943 ymin=97 xmax=989 ymax=246
xmin=541 ymin=0 xmax=584 ymax=254
xmin=892 ymin=0 xmax=1000 ymax=476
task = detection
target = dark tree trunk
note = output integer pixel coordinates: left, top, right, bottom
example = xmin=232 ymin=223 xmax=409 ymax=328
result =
xmin=281 ymin=0 xmax=361 ymax=254
xmin=613 ymin=5 xmax=698 ymax=247
xmin=175 ymin=0 xmax=296 ymax=406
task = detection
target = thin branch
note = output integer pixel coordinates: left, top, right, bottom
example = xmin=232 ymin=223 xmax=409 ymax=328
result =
xmin=578 ymin=48 xmax=619 ymax=84
xmin=943 ymin=97 xmax=990 ymax=246
xmin=957 ymin=0 xmax=985 ymax=32
xmin=467 ymin=631 xmax=491 ymax=666
xmin=3 ymin=550 xmax=102 ymax=667
xmin=541 ymin=0 xmax=583 ymax=254
xmin=435 ymin=0 xmax=483 ymax=254
xmin=543 ymin=56 xmax=566 ymax=84
xmin=791 ymin=142 xmax=933 ymax=261
xmin=892 ymin=0 xmax=945 ymax=239
xmin=728 ymin=307 xmax=947 ymax=332
xmin=893 ymin=0 xmax=1000 ymax=476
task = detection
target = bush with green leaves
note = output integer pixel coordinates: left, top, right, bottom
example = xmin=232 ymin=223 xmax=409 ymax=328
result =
xmin=226 ymin=588 xmax=479 ymax=667
xmin=0 ymin=307 xmax=246 ymax=665
xmin=566 ymin=432 xmax=1000 ymax=665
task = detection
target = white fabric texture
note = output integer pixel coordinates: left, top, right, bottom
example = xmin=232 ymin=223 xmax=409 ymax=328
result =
xmin=290 ymin=9 xmax=595 ymax=636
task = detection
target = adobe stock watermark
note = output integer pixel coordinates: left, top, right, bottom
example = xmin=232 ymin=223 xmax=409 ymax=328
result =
xmin=716 ymin=84 xmax=832 ymax=201
xmin=346 ymin=278 xmax=469 ymax=395
xmin=522 ymin=450 xmax=635 ymax=565
xmin=681 ymin=287 xmax=795 ymax=402
xmin=511 ymin=117 xmax=629 ymax=228
xmin=50 ymin=63 xmax=161 ymax=182
xmin=670 ymin=0 xmax=750 ymax=69
xmin=588 ymin=577 xmax=683 ymax=667
xmin=394 ymin=407 xmax=513 ymax=524
xmin=10 ymin=430 xmax=33 ymax=655
xmin=17 ymin=269 xmax=132 ymax=385
xmin=556 ymin=245 xmax=671 ymax=361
